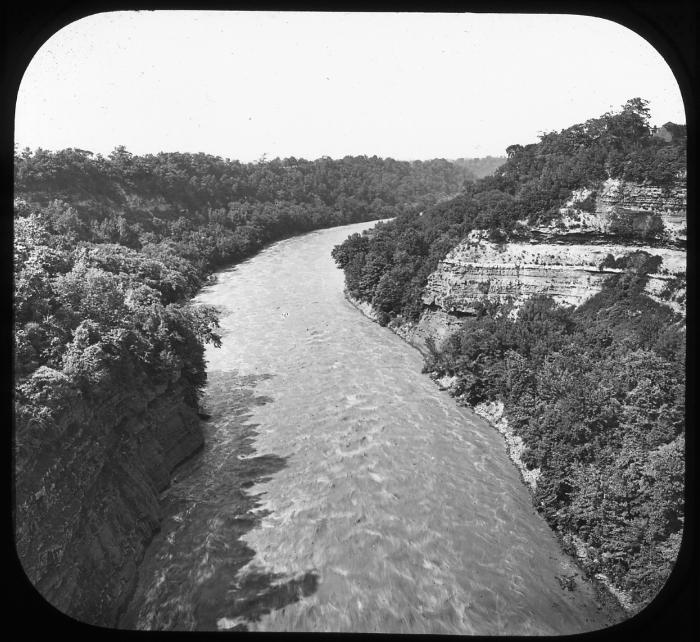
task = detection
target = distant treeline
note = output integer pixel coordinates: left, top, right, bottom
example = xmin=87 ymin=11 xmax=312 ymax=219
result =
xmin=332 ymin=99 xmax=686 ymax=608
xmin=451 ymin=155 xmax=506 ymax=179
xmin=15 ymin=150 xmax=472 ymax=275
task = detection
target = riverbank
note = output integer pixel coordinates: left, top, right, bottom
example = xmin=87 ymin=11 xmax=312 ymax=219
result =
xmin=344 ymin=291 xmax=631 ymax=626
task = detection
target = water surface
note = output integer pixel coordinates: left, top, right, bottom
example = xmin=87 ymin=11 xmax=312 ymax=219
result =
xmin=121 ymin=221 xmax=614 ymax=633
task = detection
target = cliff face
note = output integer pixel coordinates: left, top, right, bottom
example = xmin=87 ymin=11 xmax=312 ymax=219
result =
xmin=422 ymin=236 xmax=685 ymax=311
xmin=14 ymin=372 xmax=203 ymax=626
xmin=404 ymin=179 xmax=686 ymax=351
xmin=528 ymin=177 xmax=686 ymax=244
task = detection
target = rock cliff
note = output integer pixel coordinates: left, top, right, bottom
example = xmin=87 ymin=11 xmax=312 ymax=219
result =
xmin=14 ymin=372 xmax=203 ymax=626
xmin=528 ymin=177 xmax=686 ymax=244
xmin=398 ymin=179 xmax=686 ymax=351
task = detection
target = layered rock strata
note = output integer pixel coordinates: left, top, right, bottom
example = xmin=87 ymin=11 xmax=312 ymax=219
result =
xmin=529 ymin=177 xmax=687 ymax=245
xmin=408 ymin=179 xmax=686 ymax=351
xmin=350 ymin=179 xmax=686 ymax=350
xmin=422 ymin=236 xmax=685 ymax=311
xmin=14 ymin=373 xmax=203 ymax=626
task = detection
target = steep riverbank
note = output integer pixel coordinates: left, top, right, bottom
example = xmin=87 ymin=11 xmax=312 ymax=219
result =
xmin=15 ymin=373 xmax=204 ymax=626
xmin=345 ymin=291 xmax=631 ymax=622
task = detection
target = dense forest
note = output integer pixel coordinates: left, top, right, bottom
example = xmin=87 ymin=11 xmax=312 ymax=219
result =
xmin=332 ymin=99 xmax=686 ymax=606
xmin=14 ymin=151 xmax=473 ymax=470
xmin=15 ymin=150 xmax=473 ymax=275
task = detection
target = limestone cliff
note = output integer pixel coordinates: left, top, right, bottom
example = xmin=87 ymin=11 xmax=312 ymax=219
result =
xmin=14 ymin=372 xmax=203 ymax=626
xmin=422 ymin=235 xmax=685 ymax=310
xmin=529 ymin=177 xmax=686 ymax=244
xmin=400 ymin=179 xmax=686 ymax=351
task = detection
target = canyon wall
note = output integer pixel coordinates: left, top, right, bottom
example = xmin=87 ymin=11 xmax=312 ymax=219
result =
xmin=399 ymin=179 xmax=686 ymax=351
xmin=529 ymin=177 xmax=686 ymax=244
xmin=14 ymin=371 xmax=203 ymax=626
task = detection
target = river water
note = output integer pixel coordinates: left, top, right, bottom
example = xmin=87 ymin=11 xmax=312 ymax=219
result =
xmin=120 ymin=221 xmax=616 ymax=634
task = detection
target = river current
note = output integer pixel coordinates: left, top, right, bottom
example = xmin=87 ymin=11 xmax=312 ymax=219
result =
xmin=120 ymin=220 xmax=615 ymax=633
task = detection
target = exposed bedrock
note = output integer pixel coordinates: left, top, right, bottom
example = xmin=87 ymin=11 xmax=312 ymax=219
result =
xmin=14 ymin=374 xmax=203 ymax=626
xmin=403 ymin=179 xmax=686 ymax=351
xmin=422 ymin=238 xmax=685 ymax=311
xmin=528 ymin=177 xmax=687 ymax=244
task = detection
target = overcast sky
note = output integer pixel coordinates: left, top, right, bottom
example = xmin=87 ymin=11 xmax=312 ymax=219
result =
xmin=15 ymin=11 xmax=686 ymax=162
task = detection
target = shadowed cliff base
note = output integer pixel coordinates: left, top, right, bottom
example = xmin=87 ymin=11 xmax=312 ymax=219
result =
xmin=119 ymin=370 xmax=317 ymax=631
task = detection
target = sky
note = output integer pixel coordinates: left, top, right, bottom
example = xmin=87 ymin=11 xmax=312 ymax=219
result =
xmin=15 ymin=11 xmax=686 ymax=163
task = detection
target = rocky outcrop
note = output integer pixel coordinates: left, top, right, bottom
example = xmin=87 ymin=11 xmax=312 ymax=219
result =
xmin=528 ymin=177 xmax=686 ymax=245
xmin=14 ymin=372 xmax=203 ymax=626
xmin=410 ymin=179 xmax=686 ymax=351
xmin=422 ymin=235 xmax=685 ymax=311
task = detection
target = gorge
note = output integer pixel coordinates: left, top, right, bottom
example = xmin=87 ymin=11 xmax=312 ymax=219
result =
xmin=14 ymin=99 xmax=686 ymax=630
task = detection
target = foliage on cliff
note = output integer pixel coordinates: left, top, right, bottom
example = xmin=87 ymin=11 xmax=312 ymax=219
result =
xmin=332 ymin=99 xmax=686 ymax=323
xmin=13 ymin=209 xmax=222 ymax=450
xmin=423 ymin=256 xmax=685 ymax=606
xmin=14 ymin=150 xmax=471 ymax=430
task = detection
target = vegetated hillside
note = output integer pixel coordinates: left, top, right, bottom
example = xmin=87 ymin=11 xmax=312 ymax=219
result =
xmin=13 ymin=150 xmax=471 ymax=624
xmin=14 ymin=151 xmax=471 ymax=383
xmin=451 ymin=155 xmax=506 ymax=179
xmin=15 ymin=150 xmax=470 ymax=274
xmin=332 ymin=98 xmax=686 ymax=609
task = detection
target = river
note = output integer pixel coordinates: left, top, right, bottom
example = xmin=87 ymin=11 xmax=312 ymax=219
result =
xmin=119 ymin=220 xmax=616 ymax=634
